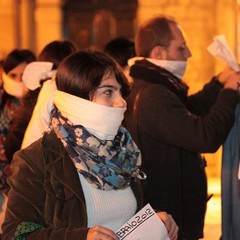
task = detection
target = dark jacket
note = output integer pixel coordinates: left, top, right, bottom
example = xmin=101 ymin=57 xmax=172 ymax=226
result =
xmin=0 ymin=89 xmax=40 ymax=194
xmin=0 ymin=92 xmax=20 ymax=192
xmin=5 ymin=89 xmax=40 ymax=161
xmin=124 ymin=59 xmax=239 ymax=239
xmin=221 ymin=104 xmax=240 ymax=240
xmin=2 ymin=131 xmax=143 ymax=240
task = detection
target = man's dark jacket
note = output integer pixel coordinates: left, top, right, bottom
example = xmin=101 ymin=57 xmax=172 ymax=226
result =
xmin=124 ymin=59 xmax=239 ymax=239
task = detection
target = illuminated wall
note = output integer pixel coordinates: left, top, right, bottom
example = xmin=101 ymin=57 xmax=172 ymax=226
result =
xmin=0 ymin=0 xmax=63 ymax=56
xmin=0 ymin=0 xmax=238 ymax=177
xmin=0 ymin=0 xmax=237 ymax=85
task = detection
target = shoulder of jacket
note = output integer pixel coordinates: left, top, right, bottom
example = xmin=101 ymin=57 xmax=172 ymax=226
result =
xmin=137 ymin=83 xmax=176 ymax=99
xmin=19 ymin=131 xmax=63 ymax=166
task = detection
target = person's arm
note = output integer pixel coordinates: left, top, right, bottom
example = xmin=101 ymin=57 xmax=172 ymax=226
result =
xmin=2 ymin=142 xmax=120 ymax=240
xmin=139 ymin=83 xmax=239 ymax=154
xmin=188 ymin=77 xmax=223 ymax=115
xmin=189 ymin=67 xmax=240 ymax=115
xmin=2 ymin=145 xmax=90 ymax=240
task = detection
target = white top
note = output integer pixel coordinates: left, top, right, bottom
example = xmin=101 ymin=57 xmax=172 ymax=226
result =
xmin=21 ymin=79 xmax=56 ymax=148
xmin=79 ymin=173 xmax=137 ymax=231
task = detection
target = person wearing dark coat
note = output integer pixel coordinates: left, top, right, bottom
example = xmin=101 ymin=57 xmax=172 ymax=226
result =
xmin=124 ymin=15 xmax=240 ymax=240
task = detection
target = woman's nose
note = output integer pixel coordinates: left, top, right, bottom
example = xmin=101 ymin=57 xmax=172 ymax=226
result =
xmin=113 ymin=94 xmax=126 ymax=108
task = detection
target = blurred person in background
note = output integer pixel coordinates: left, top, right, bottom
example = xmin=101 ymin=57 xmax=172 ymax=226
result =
xmin=0 ymin=49 xmax=36 ymax=193
xmin=0 ymin=41 xmax=76 ymax=235
xmin=104 ymin=37 xmax=136 ymax=84
xmin=221 ymin=103 xmax=240 ymax=240
xmin=5 ymin=40 xmax=77 ymax=161
xmin=21 ymin=40 xmax=77 ymax=149
xmin=0 ymin=49 xmax=36 ymax=233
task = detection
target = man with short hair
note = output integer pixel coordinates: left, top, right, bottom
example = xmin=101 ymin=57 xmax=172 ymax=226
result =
xmin=124 ymin=16 xmax=240 ymax=239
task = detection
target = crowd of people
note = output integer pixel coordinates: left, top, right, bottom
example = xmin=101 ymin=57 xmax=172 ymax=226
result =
xmin=0 ymin=14 xmax=239 ymax=240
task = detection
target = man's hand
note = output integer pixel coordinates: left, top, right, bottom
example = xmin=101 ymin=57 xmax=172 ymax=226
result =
xmin=218 ymin=66 xmax=240 ymax=92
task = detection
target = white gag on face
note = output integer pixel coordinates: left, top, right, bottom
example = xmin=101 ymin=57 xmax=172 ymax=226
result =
xmin=2 ymin=72 xmax=27 ymax=98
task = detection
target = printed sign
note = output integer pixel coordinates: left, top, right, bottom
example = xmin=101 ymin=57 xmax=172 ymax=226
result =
xmin=115 ymin=203 xmax=170 ymax=240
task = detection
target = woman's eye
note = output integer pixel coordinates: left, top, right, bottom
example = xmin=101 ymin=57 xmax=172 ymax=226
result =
xmin=9 ymin=73 xmax=17 ymax=79
xmin=104 ymin=89 xmax=113 ymax=96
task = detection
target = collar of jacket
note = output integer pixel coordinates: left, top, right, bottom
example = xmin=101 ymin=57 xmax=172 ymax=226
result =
xmin=130 ymin=59 xmax=189 ymax=104
xmin=41 ymin=130 xmax=86 ymax=202
xmin=41 ymin=130 xmax=143 ymax=212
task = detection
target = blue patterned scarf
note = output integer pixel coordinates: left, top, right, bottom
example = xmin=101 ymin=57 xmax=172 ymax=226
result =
xmin=50 ymin=105 xmax=141 ymax=190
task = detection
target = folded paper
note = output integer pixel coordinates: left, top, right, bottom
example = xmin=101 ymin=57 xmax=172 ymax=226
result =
xmin=115 ymin=203 xmax=170 ymax=240
xmin=207 ymin=35 xmax=240 ymax=72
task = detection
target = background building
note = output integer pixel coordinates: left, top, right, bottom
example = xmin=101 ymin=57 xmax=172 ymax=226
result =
xmin=0 ymin=0 xmax=239 ymax=178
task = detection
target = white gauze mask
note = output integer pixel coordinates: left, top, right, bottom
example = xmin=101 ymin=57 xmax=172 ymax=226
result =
xmin=2 ymin=72 xmax=27 ymax=98
xmin=147 ymin=58 xmax=187 ymax=79
xmin=54 ymin=90 xmax=127 ymax=140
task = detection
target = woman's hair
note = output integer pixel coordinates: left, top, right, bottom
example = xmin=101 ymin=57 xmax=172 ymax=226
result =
xmin=38 ymin=40 xmax=77 ymax=69
xmin=2 ymin=49 xmax=36 ymax=74
xmin=135 ymin=15 xmax=176 ymax=57
xmin=56 ymin=48 xmax=130 ymax=100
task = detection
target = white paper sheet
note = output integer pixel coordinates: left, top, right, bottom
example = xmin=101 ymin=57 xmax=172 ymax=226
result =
xmin=115 ymin=203 xmax=170 ymax=240
xmin=207 ymin=34 xmax=240 ymax=72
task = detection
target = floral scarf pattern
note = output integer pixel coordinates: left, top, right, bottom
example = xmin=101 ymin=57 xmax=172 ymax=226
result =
xmin=13 ymin=222 xmax=43 ymax=240
xmin=0 ymin=93 xmax=20 ymax=192
xmin=50 ymin=106 xmax=141 ymax=190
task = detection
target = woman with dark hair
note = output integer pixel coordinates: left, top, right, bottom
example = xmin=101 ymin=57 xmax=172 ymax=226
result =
xmin=2 ymin=49 xmax=178 ymax=240
xmin=4 ymin=40 xmax=77 ymax=162
xmin=0 ymin=49 xmax=36 ymax=192
xmin=38 ymin=40 xmax=77 ymax=70
xmin=0 ymin=49 xmax=36 ymax=234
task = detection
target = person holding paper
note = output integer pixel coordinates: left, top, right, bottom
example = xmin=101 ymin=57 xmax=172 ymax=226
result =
xmin=124 ymin=15 xmax=240 ymax=240
xmin=2 ymin=49 xmax=178 ymax=240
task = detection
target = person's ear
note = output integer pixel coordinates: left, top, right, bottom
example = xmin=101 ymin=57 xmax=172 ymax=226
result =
xmin=150 ymin=46 xmax=167 ymax=60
